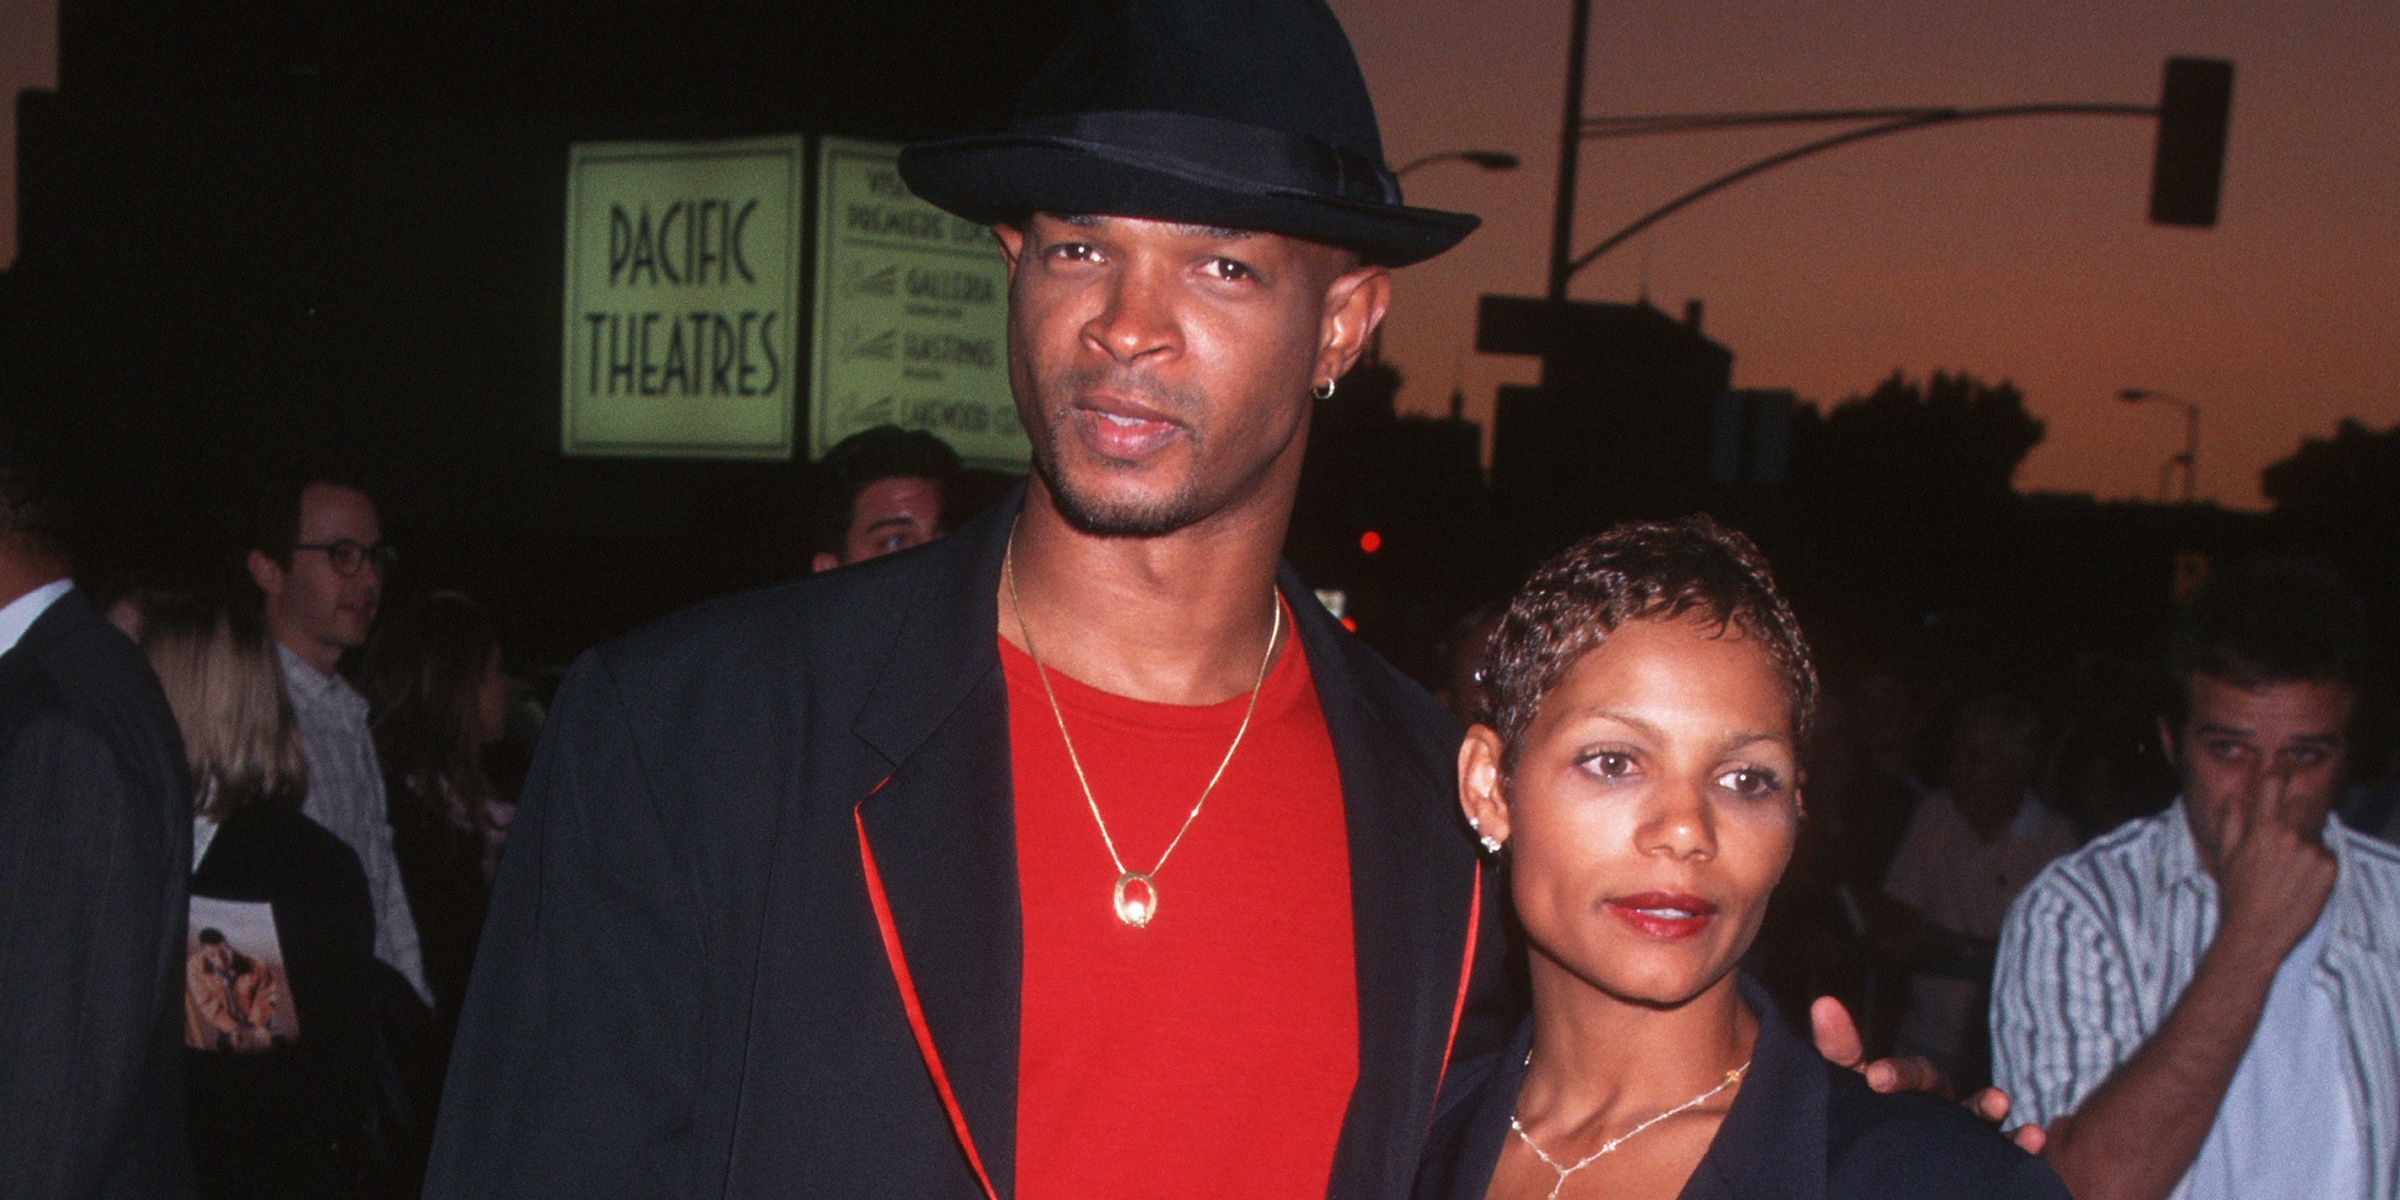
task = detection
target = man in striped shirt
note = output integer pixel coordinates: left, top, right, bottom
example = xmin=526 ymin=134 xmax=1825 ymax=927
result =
xmin=1992 ymin=558 xmax=2400 ymax=1200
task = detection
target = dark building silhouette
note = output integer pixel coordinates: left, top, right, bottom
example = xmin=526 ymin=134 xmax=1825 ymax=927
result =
xmin=1291 ymin=362 xmax=1500 ymax=682
xmin=1480 ymin=294 xmax=1733 ymax=559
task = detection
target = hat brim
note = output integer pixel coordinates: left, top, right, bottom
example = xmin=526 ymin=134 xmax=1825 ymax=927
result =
xmin=898 ymin=134 xmax=1480 ymax=268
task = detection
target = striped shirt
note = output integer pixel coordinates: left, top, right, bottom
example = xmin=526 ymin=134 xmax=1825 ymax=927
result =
xmin=1991 ymin=800 xmax=2400 ymax=1199
xmin=278 ymin=644 xmax=431 ymax=1003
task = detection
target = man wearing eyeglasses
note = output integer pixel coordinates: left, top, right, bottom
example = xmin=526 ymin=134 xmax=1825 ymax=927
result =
xmin=245 ymin=474 xmax=430 ymax=1007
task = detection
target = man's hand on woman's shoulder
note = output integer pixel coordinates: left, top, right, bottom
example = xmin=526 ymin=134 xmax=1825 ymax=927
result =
xmin=1808 ymin=995 xmax=2047 ymax=1153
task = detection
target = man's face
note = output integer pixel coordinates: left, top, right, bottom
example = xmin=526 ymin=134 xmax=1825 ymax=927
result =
xmin=248 ymin=482 xmax=383 ymax=669
xmin=992 ymin=213 xmax=1387 ymax=537
xmin=2167 ymin=673 xmax=2353 ymax=878
xmin=814 ymin=475 xmax=943 ymax=571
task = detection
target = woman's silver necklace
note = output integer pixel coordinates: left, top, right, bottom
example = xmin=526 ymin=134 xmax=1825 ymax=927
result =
xmin=1508 ymin=1061 xmax=1748 ymax=1200
xmin=1003 ymin=527 xmax=1280 ymax=928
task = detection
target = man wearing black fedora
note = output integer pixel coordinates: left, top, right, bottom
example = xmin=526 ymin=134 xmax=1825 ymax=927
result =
xmin=426 ymin=2 xmax=1956 ymax=1197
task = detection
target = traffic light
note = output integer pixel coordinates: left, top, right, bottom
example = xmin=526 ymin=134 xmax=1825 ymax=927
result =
xmin=2149 ymin=57 xmax=2234 ymax=228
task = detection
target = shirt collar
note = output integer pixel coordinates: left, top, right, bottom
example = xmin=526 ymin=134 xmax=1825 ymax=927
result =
xmin=2323 ymin=821 xmax=2383 ymax=955
xmin=2157 ymin=796 xmax=2210 ymax=893
xmin=1691 ymin=975 xmax=1824 ymax=1200
xmin=2160 ymin=795 xmax=2378 ymax=955
xmin=276 ymin=639 xmax=364 ymax=712
xmin=0 ymin=578 xmax=75 ymax=657
xmin=1476 ymin=978 xmax=1821 ymax=1200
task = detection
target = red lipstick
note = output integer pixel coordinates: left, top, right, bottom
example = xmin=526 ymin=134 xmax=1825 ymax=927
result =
xmin=1605 ymin=892 xmax=1717 ymax=940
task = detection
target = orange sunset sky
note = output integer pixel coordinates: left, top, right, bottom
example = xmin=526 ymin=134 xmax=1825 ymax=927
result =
xmin=6 ymin=0 xmax=2394 ymax=509
xmin=1333 ymin=0 xmax=2399 ymax=510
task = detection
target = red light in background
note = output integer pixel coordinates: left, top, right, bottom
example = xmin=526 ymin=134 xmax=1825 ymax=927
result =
xmin=1359 ymin=530 xmax=1382 ymax=553
xmin=1340 ymin=617 xmax=1357 ymax=632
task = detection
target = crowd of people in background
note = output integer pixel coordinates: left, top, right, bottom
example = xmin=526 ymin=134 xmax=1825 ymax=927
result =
xmin=0 ymin=418 xmax=978 ymax=1197
xmin=74 ymin=479 xmax=505 ymax=1198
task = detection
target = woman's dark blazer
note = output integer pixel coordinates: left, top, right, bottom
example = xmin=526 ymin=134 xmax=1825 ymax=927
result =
xmin=425 ymin=487 xmax=1508 ymax=1200
xmin=185 ymin=800 xmax=381 ymax=1199
xmin=1416 ymin=975 xmax=2070 ymax=1200
xmin=384 ymin=769 xmax=489 ymax=1037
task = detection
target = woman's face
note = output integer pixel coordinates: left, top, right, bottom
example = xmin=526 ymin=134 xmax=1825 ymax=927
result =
xmin=475 ymin=647 xmax=511 ymax=747
xmin=1460 ymin=614 xmax=1800 ymax=1010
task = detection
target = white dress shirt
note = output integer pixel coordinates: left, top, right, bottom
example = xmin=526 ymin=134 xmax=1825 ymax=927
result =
xmin=277 ymin=643 xmax=431 ymax=1003
xmin=1993 ymin=800 xmax=2400 ymax=1200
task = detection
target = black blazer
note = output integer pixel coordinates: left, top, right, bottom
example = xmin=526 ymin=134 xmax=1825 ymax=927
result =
xmin=384 ymin=768 xmax=490 ymax=1039
xmin=427 ymin=490 xmax=1504 ymax=1200
xmin=0 ymin=587 xmax=197 ymax=1200
xmin=1415 ymin=976 xmax=2068 ymax=1200
xmin=186 ymin=801 xmax=381 ymax=1198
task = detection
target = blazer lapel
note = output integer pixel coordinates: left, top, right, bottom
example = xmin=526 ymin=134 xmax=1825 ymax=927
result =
xmin=1291 ymin=566 xmax=1482 ymax=1200
xmin=845 ymin=506 xmax=1479 ymax=1200
xmin=852 ymin=495 xmax=1024 ymax=1200
xmin=1679 ymin=978 xmax=1822 ymax=1200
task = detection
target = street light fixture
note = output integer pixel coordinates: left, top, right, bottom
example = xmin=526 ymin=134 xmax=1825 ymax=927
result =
xmin=2118 ymin=387 xmax=2200 ymax=504
xmin=1363 ymin=150 xmax=1520 ymax=368
xmin=1541 ymin=5 xmax=2233 ymax=300
xmin=1393 ymin=149 xmax=1521 ymax=179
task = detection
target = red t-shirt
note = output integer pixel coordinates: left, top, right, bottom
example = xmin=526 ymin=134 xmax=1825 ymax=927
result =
xmin=1005 ymin=630 xmax=1358 ymax=1198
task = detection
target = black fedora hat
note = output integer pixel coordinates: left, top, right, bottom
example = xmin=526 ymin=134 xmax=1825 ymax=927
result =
xmin=897 ymin=0 xmax=1479 ymax=267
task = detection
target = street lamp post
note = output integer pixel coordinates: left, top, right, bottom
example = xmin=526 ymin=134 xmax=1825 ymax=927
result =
xmin=2118 ymin=387 xmax=2200 ymax=504
xmin=1540 ymin=30 xmax=2231 ymax=295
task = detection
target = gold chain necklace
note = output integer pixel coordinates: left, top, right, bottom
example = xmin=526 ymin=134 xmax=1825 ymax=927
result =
xmin=1509 ymin=1062 xmax=1748 ymax=1200
xmin=1002 ymin=527 xmax=1282 ymax=929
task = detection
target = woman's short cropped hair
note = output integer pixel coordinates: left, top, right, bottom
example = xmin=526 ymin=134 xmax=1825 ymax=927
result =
xmin=1477 ymin=515 xmax=1818 ymax=771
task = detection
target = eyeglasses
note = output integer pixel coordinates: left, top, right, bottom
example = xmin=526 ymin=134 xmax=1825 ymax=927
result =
xmin=292 ymin=539 xmax=399 ymax=577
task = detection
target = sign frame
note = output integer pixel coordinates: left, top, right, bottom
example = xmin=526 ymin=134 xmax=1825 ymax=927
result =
xmin=561 ymin=134 xmax=806 ymax=460
xmin=810 ymin=136 xmax=1025 ymax=471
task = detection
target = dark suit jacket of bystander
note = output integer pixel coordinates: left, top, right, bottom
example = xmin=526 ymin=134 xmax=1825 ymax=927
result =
xmin=0 ymin=588 xmax=198 ymax=1199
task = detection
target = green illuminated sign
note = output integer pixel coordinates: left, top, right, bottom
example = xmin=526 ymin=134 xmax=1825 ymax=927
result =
xmin=812 ymin=137 xmax=1024 ymax=470
xmin=562 ymin=136 xmax=804 ymax=459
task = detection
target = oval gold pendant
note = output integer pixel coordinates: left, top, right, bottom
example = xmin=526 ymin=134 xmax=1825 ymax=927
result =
xmin=1113 ymin=872 xmax=1157 ymax=928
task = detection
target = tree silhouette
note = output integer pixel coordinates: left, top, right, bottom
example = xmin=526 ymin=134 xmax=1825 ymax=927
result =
xmin=2263 ymin=418 xmax=2400 ymax=525
xmin=1794 ymin=369 xmax=2046 ymax=503
xmin=1776 ymin=370 xmax=2048 ymax=674
xmin=2262 ymin=418 xmax=2400 ymax=624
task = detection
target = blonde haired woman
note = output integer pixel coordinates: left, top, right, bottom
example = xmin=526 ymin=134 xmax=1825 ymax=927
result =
xmin=139 ymin=593 xmax=379 ymax=1200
